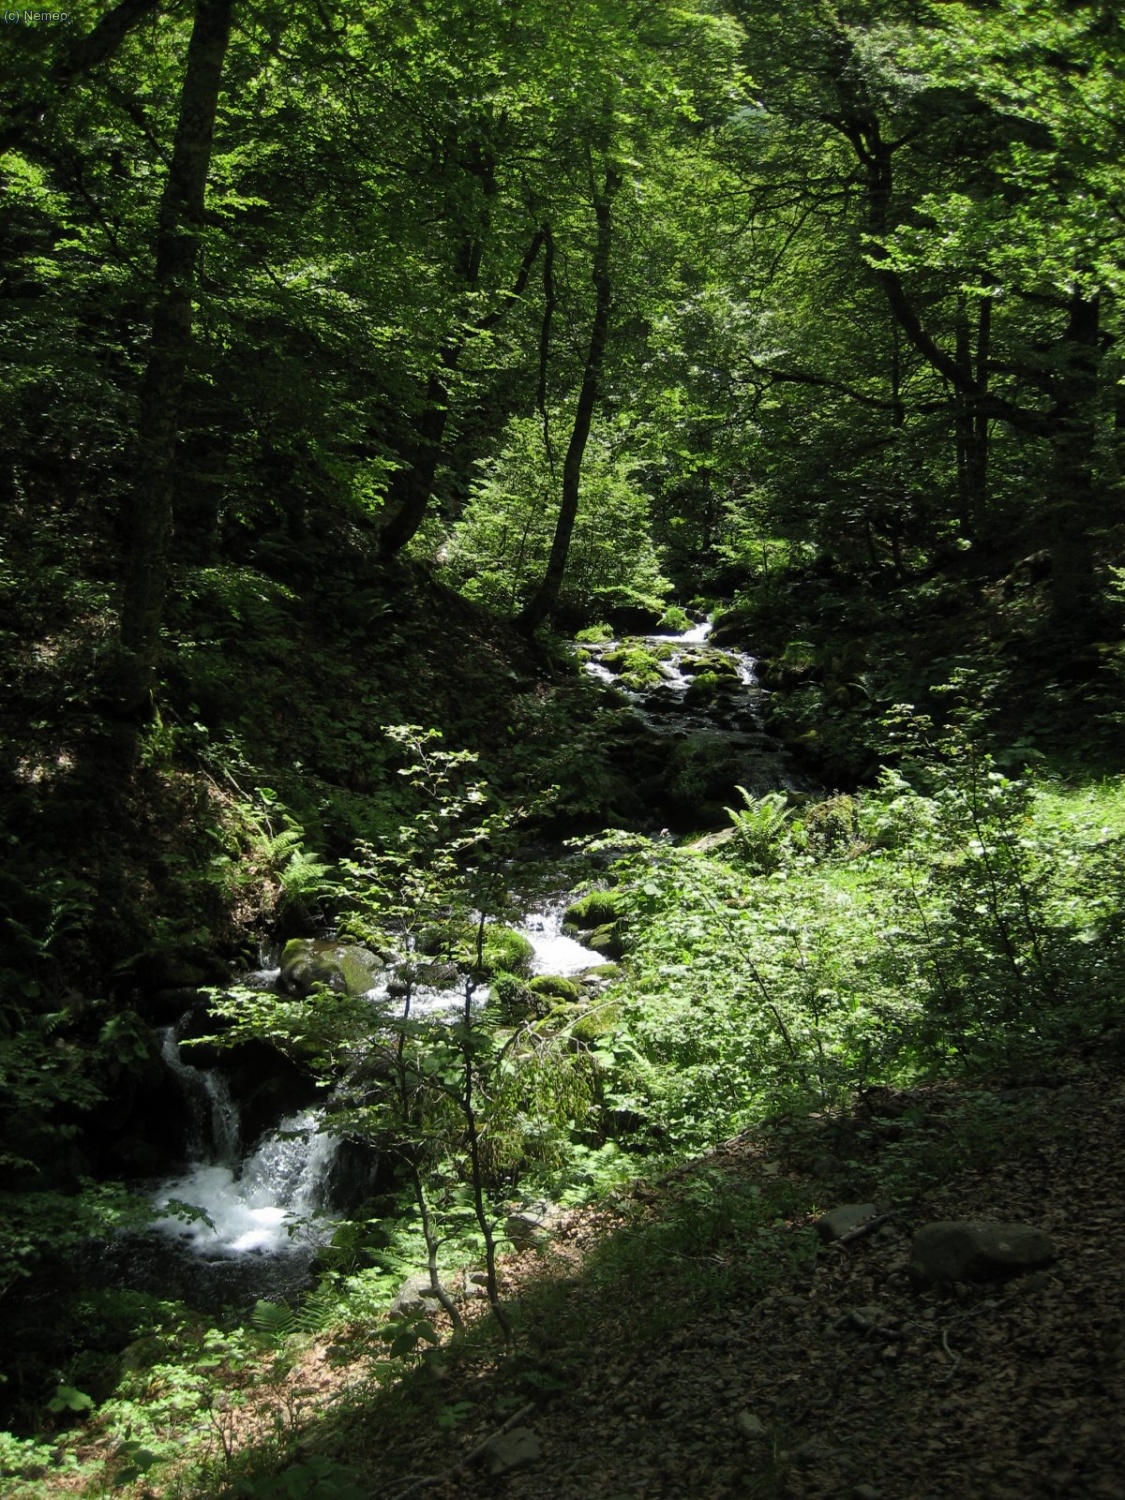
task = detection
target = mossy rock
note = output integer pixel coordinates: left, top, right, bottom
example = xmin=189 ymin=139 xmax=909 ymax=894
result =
xmin=482 ymin=925 xmax=535 ymax=978
xmin=563 ymin=890 xmax=624 ymax=930
xmin=280 ymin=938 xmax=383 ymax=996
xmin=490 ymin=970 xmax=542 ymax=1023
xmin=680 ymin=651 xmax=739 ymax=680
xmin=658 ymin=606 xmax=692 ymax=633
xmin=685 ymin=667 xmax=739 ymax=703
xmin=587 ymin=922 xmax=626 ymax=960
xmin=576 ymin=623 xmax=614 ymax=644
xmin=570 ymin=1001 xmax=623 ymax=1044
xmin=579 ymin=963 xmax=621 ymax=984
xmin=416 ymin=924 xmax=456 ymax=957
xmin=528 ymin=975 xmax=582 ymax=1004
xmin=599 ymin=645 xmax=667 ymax=688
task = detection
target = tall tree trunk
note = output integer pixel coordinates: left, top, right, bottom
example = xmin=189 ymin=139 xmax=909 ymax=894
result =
xmin=377 ymin=361 xmax=461 ymax=559
xmin=378 ymin=228 xmax=545 ymax=558
xmin=113 ymin=0 xmax=233 ymax=722
xmin=1046 ymin=290 xmax=1101 ymax=629
xmin=521 ymin=167 xmax=620 ymax=630
xmin=970 ymin=294 xmax=992 ymax=535
xmin=953 ymin=293 xmax=991 ymax=544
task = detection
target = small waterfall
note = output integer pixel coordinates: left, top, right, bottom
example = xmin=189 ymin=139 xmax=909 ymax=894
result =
xmin=159 ymin=1026 xmax=240 ymax=1163
xmin=519 ymin=903 xmax=602 ymax=975
xmin=577 ymin=616 xmax=812 ymax=802
xmin=153 ymin=1111 xmax=338 ymax=1256
xmin=155 ymin=1032 xmax=339 ymax=1257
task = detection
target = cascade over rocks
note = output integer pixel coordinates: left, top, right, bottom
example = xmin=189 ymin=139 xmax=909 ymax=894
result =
xmin=576 ymin=620 xmax=811 ymax=827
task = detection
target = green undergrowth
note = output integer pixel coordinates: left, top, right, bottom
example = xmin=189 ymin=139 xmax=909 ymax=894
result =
xmin=715 ymin=559 xmax=1125 ymax=785
xmin=2 ymin=1055 xmax=1114 ymax=1497
xmin=593 ymin=748 xmax=1125 ymax=1155
xmin=7 ymin=718 xmax=1125 ymax=1495
xmin=23 ymin=1061 xmax=1092 ymax=1500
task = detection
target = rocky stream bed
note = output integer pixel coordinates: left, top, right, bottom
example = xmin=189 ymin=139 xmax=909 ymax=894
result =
xmin=116 ymin=618 xmax=808 ymax=1310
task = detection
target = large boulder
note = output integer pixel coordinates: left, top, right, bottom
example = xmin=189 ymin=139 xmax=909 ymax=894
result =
xmin=908 ymin=1220 xmax=1056 ymax=1288
xmin=279 ymin=939 xmax=383 ymax=997
xmin=528 ymin=975 xmax=582 ymax=1004
xmin=563 ymin=890 xmax=624 ymax=931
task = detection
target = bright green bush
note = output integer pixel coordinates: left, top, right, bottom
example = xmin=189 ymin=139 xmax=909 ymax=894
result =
xmin=593 ymin=757 xmax=1125 ymax=1152
xmin=724 ymin=788 xmax=793 ymax=872
xmin=441 ymin=417 xmax=670 ymax=617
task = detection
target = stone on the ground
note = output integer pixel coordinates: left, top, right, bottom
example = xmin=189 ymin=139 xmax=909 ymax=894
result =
xmin=480 ymin=1427 xmax=542 ymax=1476
xmin=908 ymin=1221 xmax=1056 ymax=1287
xmin=816 ymin=1203 xmax=879 ymax=1242
xmin=506 ymin=1201 xmax=562 ymax=1249
xmin=390 ymin=1273 xmax=447 ymax=1317
xmin=737 ymin=1411 xmax=768 ymax=1438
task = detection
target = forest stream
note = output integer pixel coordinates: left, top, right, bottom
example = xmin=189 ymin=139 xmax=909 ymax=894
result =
xmin=131 ymin=619 xmax=805 ymax=1308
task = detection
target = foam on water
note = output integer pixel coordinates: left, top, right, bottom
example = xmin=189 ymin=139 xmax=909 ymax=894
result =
xmin=520 ymin=904 xmax=602 ymax=975
xmin=153 ymin=1109 xmax=337 ymax=1256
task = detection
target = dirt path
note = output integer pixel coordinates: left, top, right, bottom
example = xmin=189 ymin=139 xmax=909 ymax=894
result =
xmin=361 ymin=1056 xmax=1125 ymax=1500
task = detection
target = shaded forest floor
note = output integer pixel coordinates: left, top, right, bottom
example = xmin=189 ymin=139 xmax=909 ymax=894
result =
xmin=105 ymin=1034 xmax=1122 ymax=1500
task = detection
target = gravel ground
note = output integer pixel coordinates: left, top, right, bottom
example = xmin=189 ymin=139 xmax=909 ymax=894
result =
xmin=362 ymin=1056 xmax=1125 ymax=1500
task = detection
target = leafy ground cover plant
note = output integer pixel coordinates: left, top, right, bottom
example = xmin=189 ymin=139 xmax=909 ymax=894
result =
xmin=588 ymin=738 xmax=1125 ymax=1155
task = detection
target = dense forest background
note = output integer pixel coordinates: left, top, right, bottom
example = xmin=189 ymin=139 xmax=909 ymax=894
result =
xmin=2 ymin=1 xmax=1124 ymax=1495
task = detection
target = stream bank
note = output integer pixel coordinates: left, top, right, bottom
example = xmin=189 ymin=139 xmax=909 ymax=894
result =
xmin=0 ymin=610 xmax=819 ymax=1436
xmin=101 ymin=619 xmax=811 ymax=1312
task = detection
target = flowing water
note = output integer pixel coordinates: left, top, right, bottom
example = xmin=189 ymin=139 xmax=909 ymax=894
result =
xmin=143 ymin=904 xmax=601 ymax=1290
xmin=139 ymin=618 xmax=796 ymax=1301
xmin=579 ymin=617 xmax=809 ymax=802
xmin=139 ymin=1028 xmax=340 ymax=1309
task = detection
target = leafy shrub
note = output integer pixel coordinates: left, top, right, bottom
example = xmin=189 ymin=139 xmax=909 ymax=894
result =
xmin=724 ymin=787 xmax=792 ymax=872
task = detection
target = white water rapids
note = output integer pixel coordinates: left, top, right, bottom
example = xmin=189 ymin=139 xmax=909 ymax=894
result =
xmin=151 ymin=901 xmax=601 ymax=1260
xmin=154 ymin=1031 xmax=339 ymax=1257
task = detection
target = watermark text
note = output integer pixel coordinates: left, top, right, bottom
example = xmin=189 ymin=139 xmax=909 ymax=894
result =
xmin=2 ymin=10 xmax=71 ymax=22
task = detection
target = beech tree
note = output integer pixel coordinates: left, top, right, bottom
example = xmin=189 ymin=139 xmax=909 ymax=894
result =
xmin=730 ymin=0 xmax=1124 ymax=620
